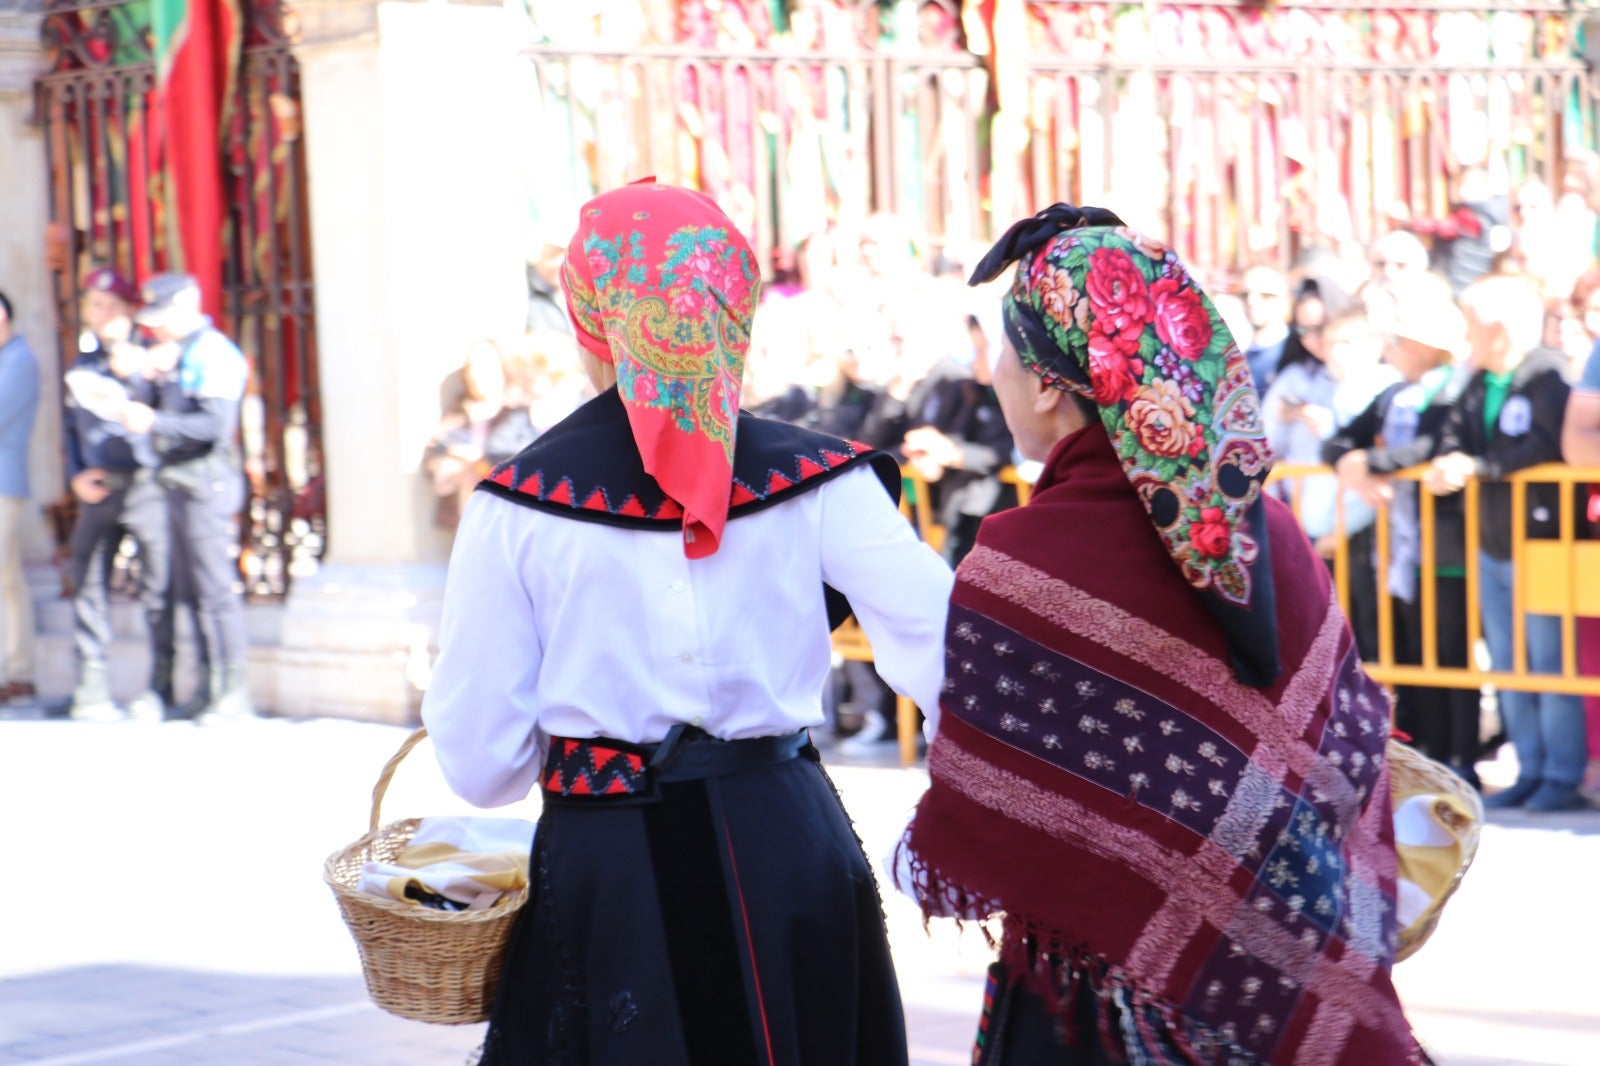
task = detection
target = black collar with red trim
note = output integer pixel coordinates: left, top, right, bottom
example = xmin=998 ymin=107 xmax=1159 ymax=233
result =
xmin=477 ymin=389 xmax=904 ymax=629
xmin=479 ymin=386 xmax=900 ymax=528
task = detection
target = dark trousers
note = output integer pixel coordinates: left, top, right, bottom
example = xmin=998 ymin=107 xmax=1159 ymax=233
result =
xmin=1392 ymin=575 xmax=1481 ymax=767
xmin=70 ymin=470 xmax=172 ymax=675
xmin=1335 ymin=525 xmax=1381 ymax=665
xmin=164 ymin=470 xmax=247 ymax=671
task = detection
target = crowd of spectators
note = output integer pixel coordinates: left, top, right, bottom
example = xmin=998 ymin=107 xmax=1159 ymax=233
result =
xmin=461 ymin=158 xmax=1600 ymax=789
xmin=1222 ymin=170 xmax=1600 ymax=811
xmin=732 ymin=169 xmax=1600 ymax=787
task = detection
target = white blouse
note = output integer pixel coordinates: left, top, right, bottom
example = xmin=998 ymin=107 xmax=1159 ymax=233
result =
xmin=421 ymin=466 xmax=955 ymax=808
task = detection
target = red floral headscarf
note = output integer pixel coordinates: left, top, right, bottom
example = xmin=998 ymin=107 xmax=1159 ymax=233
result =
xmin=971 ymin=206 xmax=1280 ymax=686
xmin=561 ymin=181 xmax=760 ymax=558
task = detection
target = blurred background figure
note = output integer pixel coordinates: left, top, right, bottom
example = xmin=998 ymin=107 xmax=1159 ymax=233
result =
xmin=519 ymin=330 xmax=591 ymax=434
xmin=1553 ymin=268 xmax=1600 ymax=379
xmin=1264 ymin=281 xmax=1390 ymax=661
xmin=525 ymin=233 xmax=573 ymax=336
xmin=425 ymin=340 xmax=538 ymax=533
xmin=62 ymin=268 xmax=172 ymax=723
xmin=1428 ymin=273 xmax=1581 ymax=812
xmin=1362 ymin=228 xmax=1434 ymax=323
xmin=1562 ymin=304 xmax=1600 ymax=802
xmin=1505 ymin=180 xmax=1573 ymax=302
xmin=115 ymin=273 xmax=253 ymax=724
xmin=745 ymin=229 xmax=850 ymax=426
xmin=0 ymin=289 xmax=39 ymax=711
xmin=1391 ymin=166 xmax=1509 ymax=296
xmin=1326 ymin=277 xmax=1480 ymax=785
xmin=1240 ymin=264 xmax=1290 ymax=393
xmin=897 ymin=324 xmax=1014 ymax=567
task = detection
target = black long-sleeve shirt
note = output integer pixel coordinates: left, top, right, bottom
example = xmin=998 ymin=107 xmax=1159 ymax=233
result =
xmin=1434 ymin=347 xmax=1573 ymax=559
xmin=1322 ymin=368 xmax=1470 ymax=571
xmin=64 ymin=348 xmax=157 ymax=476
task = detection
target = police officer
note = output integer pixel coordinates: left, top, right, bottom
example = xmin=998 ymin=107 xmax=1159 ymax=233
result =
xmin=63 ymin=268 xmax=172 ymax=721
xmin=115 ymin=274 xmax=254 ymax=723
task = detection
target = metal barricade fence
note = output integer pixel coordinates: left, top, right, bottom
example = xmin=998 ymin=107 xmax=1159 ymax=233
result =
xmin=837 ymin=462 xmax=1600 ymax=765
xmin=1266 ymin=463 xmax=1600 ymax=697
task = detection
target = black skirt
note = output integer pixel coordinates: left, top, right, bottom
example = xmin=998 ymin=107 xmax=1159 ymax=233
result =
xmin=477 ymin=733 xmax=908 ymax=1066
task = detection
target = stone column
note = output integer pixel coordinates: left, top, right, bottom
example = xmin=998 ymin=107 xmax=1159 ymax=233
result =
xmin=0 ymin=2 xmax=61 ymax=569
xmin=274 ymin=0 xmax=531 ymax=722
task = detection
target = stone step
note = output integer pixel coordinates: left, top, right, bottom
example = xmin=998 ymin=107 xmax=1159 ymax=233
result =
xmin=21 ymin=562 xmax=444 ymax=725
xmin=29 ymin=578 xmax=286 ymax=709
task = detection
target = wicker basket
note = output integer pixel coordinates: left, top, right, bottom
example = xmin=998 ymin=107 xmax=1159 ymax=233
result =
xmin=1387 ymin=738 xmax=1484 ymax=963
xmin=322 ymin=728 xmax=529 ymax=1024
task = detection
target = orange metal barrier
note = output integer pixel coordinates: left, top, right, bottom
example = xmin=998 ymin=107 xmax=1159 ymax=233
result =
xmin=1268 ymin=462 xmax=1600 ymax=697
xmin=837 ymin=460 xmax=1600 ymax=766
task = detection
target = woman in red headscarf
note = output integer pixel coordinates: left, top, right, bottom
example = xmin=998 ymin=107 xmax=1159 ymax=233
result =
xmin=422 ymin=181 xmax=951 ymax=1065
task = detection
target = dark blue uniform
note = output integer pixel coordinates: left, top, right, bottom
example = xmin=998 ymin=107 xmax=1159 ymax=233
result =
xmin=65 ymin=344 xmax=172 ymax=712
xmin=139 ymin=320 xmax=251 ymax=718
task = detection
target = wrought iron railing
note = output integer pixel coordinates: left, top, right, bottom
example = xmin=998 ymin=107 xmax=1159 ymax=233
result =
xmin=524 ymin=0 xmax=1600 ymax=286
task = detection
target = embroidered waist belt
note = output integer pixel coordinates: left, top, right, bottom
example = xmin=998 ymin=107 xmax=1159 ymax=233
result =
xmin=542 ymin=725 xmax=813 ymax=801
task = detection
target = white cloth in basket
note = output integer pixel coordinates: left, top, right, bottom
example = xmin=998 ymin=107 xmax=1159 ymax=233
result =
xmin=358 ymin=816 xmax=536 ymax=911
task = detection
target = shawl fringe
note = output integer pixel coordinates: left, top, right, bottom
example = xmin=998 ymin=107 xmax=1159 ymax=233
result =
xmin=898 ymin=849 xmax=1434 ymax=1066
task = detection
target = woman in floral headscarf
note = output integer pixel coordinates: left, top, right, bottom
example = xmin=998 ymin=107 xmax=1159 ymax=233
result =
xmin=423 ymin=182 xmax=952 ymax=1065
xmin=897 ymin=206 xmax=1429 ymax=1064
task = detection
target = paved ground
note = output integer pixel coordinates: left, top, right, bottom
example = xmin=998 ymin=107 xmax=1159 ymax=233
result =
xmin=0 ymin=714 xmax=1595 ymax=1065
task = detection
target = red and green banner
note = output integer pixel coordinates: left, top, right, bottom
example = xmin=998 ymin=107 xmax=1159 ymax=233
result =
xmin=150 ymin=0 xmax=241 ymax=321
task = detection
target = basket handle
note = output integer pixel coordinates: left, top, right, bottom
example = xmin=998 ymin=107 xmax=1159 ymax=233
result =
xmin=371 ymin=727 xmax=430 ymax=834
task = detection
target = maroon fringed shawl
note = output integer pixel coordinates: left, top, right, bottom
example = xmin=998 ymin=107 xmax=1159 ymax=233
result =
xmin=903 ymin=426 xmax=1425 ymax=1065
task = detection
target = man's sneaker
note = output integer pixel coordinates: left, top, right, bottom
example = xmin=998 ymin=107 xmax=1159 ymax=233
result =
xmin=166 ymin=666 xmax=216 ymax=722
xmin=1581 ymin=760 xmax=1600 ymax=806
xmin=67 ymin=663 xmax=119 ymax=721
xmin=166 ymin=690 xmax=207 ymax=721
xmin=69 ymin=698 xmax=127 ymax=722
xmin=3 ymin=681 xmax=39 ymax=708
xmin=1526 ymin=781 xmax=1588 ymax=813
xmin=125 ymin=690 xmax=167 ymax=724
xmin=195 ymin=666 xmax=256 ymax=725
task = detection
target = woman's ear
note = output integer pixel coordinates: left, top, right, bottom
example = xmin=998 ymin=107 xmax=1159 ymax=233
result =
xmin=1030 ymin=374 xmax=1062 ymax=416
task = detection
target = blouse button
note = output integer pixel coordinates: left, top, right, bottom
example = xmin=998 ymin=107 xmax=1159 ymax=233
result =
xmin=680 ymin=651 xmax=694 ymax=663
xmin=669 ymin=580 xmax=685 ymax=593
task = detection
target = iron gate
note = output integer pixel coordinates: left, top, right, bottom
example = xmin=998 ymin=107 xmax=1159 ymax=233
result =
xmin=35 ymin=0 xmax=323 ymax=600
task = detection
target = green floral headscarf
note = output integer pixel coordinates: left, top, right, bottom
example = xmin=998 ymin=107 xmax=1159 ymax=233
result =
xmin=971 ymin=206 xmax=1280 ymax=687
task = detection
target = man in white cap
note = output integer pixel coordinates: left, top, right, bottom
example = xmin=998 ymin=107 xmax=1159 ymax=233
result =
xmin=114 ymin=273 xmax=254 ymax=723
xmin=1324 ymin=277 xmax=1483 ymax=788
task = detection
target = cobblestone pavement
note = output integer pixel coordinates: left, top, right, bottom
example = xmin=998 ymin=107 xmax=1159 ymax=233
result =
xmin=0 ymin=715 xmax=1595 ymax=1065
